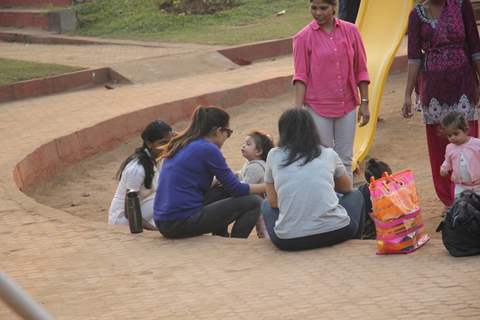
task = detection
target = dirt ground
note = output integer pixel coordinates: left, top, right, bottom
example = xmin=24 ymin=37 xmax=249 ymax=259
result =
xmin=30 ymin=71 xmax=444 ymax=238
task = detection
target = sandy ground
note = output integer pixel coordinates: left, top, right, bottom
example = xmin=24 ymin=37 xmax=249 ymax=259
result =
xmin=30 ymin=72 xmax=444 ymax=237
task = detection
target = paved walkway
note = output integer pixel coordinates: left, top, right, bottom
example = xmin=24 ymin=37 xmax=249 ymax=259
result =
xmin=0 ymin=37 xmax=219 ymax=67
xmin=0 ymin=35 xmax=479 ymax=320
xmin=0 ymin=28 xmax=227 ymax=83
xmin=0 ymin=40 xmax=242 ymax=83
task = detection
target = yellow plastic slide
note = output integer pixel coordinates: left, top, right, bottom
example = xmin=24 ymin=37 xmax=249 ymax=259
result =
xmin=352 ymin=0 xmax=414 ymax=169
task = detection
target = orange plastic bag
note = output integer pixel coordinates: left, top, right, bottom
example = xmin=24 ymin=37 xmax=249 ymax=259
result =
xmin=369 ymin=170 xmax=430 ymax=254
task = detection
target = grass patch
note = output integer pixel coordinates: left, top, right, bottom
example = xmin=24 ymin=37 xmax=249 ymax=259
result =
xmin=74 ymin=0 xmax=311 ymax=45
xmin=0 ymin=58 xmax=82 ymax=86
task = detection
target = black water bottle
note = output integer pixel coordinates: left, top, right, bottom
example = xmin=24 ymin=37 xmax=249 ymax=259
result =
xmin=125 ymin=189 xmax=143 ymax=233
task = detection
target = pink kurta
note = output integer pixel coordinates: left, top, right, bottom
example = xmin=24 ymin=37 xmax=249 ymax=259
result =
xmin=293 ymin=18 xmax=369 ymax=118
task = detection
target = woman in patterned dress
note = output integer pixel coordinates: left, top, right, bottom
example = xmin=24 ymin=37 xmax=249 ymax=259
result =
xmin=403 ymin=0 xmax=480 ymax=206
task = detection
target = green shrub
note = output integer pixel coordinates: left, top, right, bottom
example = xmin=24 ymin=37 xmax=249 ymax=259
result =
xmin=155 ymin=0 xmax=241 ymax=15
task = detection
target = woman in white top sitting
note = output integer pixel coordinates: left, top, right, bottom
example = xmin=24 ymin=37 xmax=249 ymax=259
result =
xmin=109 ymin=120 xmax=174 ymax=230
xmin=262 ymin=108 xmax=366 ymax=251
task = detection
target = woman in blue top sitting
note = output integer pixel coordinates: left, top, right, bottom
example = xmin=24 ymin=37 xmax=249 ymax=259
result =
xmin=154 ymin=106 xmax=265 ymax=239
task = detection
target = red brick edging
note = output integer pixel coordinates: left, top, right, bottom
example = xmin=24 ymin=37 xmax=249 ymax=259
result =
xmin=13 ymin=76 xmax=291 ymax=192
xmin=0 ymin=0 xmax=72 ymax=7
xmin=0 ymin=10 xmax=50 ymax=30
xmin=218 ymin=38 xmax=292 ymax=65
xmin=217 ymin=38 xmax=407 ymax=73
xmin=0 ymin=68 xmax=129 ymax=104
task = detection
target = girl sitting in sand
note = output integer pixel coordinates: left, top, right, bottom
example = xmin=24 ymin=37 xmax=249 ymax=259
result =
xmin=356 ymin=158 xmax=393 ymax=239
xmin=239 ymin=131 xmax=274 ymax=238
xmin=108 ymin=120 xmax=174 ymax=230
xmin=205 ymin=130 xmax=274 ymax=237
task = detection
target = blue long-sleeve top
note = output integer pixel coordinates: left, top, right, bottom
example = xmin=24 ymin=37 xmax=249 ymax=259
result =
xmin=154 ymin=138 xmax=250 ymax=221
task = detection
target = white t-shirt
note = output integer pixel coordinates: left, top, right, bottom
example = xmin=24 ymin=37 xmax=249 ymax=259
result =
xmin=108 ymin=159 xmax=159 ymax=225
xmin=264 ymin=147 xmax=350 ymax=239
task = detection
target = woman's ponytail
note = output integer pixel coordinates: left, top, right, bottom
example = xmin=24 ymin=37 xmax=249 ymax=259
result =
xmin=116 ymin=120 xmax=172 ymax=189
xmin=163 ymin=106 xmax=229 ymax=159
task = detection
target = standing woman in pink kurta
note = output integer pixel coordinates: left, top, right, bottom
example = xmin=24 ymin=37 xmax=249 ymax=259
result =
xmin=293 ymin=0 xmax=370 ymax=176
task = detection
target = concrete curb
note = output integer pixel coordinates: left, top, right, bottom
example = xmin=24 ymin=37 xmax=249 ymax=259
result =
xmin=0 ymin=30 xmax=111 ymax=45
xmin=0 ymin=67 xmax=129 ymax=104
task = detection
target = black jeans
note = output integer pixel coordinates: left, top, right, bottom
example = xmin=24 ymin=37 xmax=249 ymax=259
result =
xmin=203 ymin=186 xmax=231 ymax=205
xmin=156 ymin=194 xmax=262 ymax=239
xmin=262 ymin=190 xmax=366 ymax=251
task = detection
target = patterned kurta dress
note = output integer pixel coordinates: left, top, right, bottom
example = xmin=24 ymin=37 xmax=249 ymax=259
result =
xmin=408 ymin=0 xmax=480 ymax=124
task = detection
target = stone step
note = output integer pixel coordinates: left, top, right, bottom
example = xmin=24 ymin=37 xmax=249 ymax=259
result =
xmin=0 ymin=0 xmax=73 ymax=9
xmin=0 ymin=8 xmax=76 ymax=32
xmin=0 ymin=8 xmax=50 ymax=30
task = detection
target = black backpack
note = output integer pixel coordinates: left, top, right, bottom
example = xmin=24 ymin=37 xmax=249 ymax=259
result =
xmin=436 ymin=190 xmax=480 ymax=257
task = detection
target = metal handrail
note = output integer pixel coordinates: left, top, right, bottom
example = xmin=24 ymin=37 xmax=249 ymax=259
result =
xmin=0 ymin=272 xmax=54 ymax=320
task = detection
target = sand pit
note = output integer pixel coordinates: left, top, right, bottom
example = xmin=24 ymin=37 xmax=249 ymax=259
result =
xmin=30 ymin=72 xmax=444 ymax=237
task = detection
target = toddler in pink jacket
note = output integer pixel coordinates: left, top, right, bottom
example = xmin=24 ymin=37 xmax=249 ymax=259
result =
xmin=440 ymin=112 xmax=480 ymax=197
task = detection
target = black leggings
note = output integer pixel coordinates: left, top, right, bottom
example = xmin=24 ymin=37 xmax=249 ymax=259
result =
xmin=156 ymin=193 xmax=262 ymax=239
xmin=262 ymin=190 xmax=366 ymax=251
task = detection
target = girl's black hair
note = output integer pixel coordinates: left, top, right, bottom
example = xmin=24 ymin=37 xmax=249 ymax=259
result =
xmin=278 ymin=108 xmax=321 ymax=167
xmin=248 ymin=131 xmax=274 ymax=161
xmin=116 ymin=120 xmax=172 ymax=189
xmin=441 ymin=111 xmax=469 ymax=133
xmin=163 ymin=106 xmax=229 ymax=159
xmin=364 ymin=158 xmax=392 ymax=182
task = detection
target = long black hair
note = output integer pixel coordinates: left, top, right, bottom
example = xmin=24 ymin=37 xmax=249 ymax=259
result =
xmin=116 ymin=120 xmax=172 ymax=189
xmin=163 ymin=106 xmax=229 ymax=159
xmin=278 ymin=108 xmax=321 ymax=167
